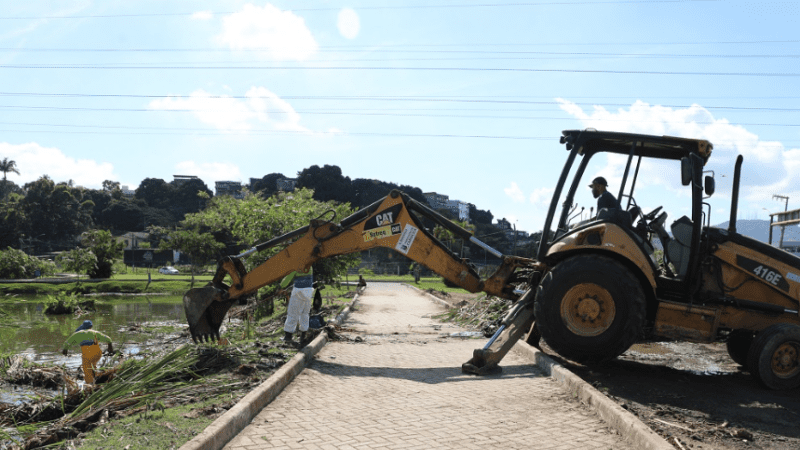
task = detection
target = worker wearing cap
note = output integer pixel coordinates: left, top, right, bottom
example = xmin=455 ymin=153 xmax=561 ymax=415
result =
xmin=62 ymin=320 xmax=114 ymax=384
xmin=589 ymin=176 xmax=620 ymax=212
xmin=280 ymin=267 xmax=315 ymax=345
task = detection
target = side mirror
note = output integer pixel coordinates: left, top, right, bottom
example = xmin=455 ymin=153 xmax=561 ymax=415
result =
xmin=704 ymin=176 xmax=715 ymax=196
xmin=681 ymin=157 xmax=692 ymax=186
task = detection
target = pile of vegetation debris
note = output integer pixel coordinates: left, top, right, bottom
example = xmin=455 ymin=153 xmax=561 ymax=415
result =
xmin=0 ymin=340 xmax=293 ymax=450
xmin=434 ymin=292 xmax=510 ymax=337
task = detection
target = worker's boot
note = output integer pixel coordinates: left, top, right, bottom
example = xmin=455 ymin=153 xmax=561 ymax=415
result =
xmin=282 ymin=332 xmax=293 ymax=342
xmin=299 ymin=332 xmax=307 ymax=346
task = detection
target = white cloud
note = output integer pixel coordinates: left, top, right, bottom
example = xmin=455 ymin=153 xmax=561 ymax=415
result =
xmin=191 ymin=10 xmax=213 ymax=20
xmin=504 ymin=182 xmax=525 ymax=203
xmin=215 ymin=3 xmax=317 ymax=61
xmin=245 ymin=87 xmax=307 ymax=133
xmin=150 ymin=90 xmax=255 ymax=132
xmin=0 ymin=142 xmax=116 ymax=189
xmin=337 ymin=8 xmax=360 ymax=39
xmin=149 ymin=88 xmax=312 ymax=134
xmin=529 ymin=187 xmax=555 ymax=207
xmin=174 ymin=161 xmax=242 ymax=188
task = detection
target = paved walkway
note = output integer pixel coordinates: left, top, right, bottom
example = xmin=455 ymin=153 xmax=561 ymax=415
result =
xmin=224 ymin=283 xmax=633 ymax=450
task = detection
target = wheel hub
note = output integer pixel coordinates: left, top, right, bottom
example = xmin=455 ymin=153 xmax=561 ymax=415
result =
xmin=771 ymin=341 xmax=800 ymax=379
xmin=560 ymin=283 xmax=616 ymax=337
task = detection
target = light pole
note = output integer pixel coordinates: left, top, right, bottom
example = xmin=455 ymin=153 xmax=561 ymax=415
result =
xmin=773 ymin=195 xmax=789 ymax=248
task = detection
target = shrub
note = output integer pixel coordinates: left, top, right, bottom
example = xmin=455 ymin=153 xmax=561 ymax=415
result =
xmin=0 ymin=247 xmax=57 ymax=279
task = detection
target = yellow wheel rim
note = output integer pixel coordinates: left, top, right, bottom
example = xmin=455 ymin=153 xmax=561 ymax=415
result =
xmin=560 ymin=283 xmax=616 ymax=337
xmin=771 ymin=341 xmax=800 ymax=379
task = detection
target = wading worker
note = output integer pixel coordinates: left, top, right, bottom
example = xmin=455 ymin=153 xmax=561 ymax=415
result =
xmin=281 ymin=267 xmax=315 ymax=345
xmin=589 ymin=176 xmax=620 ymax=213
xmin=62 ymin=320 xmax=113 ymax=384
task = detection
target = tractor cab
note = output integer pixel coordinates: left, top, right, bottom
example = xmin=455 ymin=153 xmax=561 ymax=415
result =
xmin=538 ymin=130 xmax=714 ymax=291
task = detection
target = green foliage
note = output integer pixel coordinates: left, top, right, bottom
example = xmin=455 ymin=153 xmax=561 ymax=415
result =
xmin=159 ymin=229 xmax=224 ymax=281
xmin=0 ymin=157 xmax=20 ymax=181
xmin=58 ymin=247 xmax=97 ymax=276
xmin=43 ymin=292 xmax=82 ymax=314
xmin=0 ymin=247 xmax=56 ymax=279
xmin=182 ymin=188 xmax=361 ymax=280
xmin=82 ymin=229 xmax=125 ymax=278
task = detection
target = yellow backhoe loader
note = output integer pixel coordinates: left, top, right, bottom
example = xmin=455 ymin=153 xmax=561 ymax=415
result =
xmin=184 ymin=130 xmax=800 ymax=390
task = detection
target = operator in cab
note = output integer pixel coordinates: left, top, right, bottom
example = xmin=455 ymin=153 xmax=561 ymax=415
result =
xmin=589 ymin=177 xmax=620 ymax=213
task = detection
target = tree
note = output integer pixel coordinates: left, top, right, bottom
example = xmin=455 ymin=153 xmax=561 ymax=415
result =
xmin=171 ymin=178 xmax=213 ymax=216
xmin=56 ymin=247 xmax=97 ymax=277
xmin=159 ymin=229 xmax=224 ymax=283
xmin=251 ymin=173 xmax=286 ymax=199
xmin=17 ymin=176 xmax=93 ymax=248
xmin=469 ymin=204 xmax=494 ymax=225
xmin=135 ymin=178 xmax=175 ymax=210
xmin=102 ymin=180 xmax=121 ymax=194
xmin=182 ymin=187 xmax=360 ymax=281
xmin=0 ymin=158 xmax=19 ymax=181
xmin=78 ymin=229 xmax=125 ymax=278
xmin=296 ymin=165 xmax=351 ymax=203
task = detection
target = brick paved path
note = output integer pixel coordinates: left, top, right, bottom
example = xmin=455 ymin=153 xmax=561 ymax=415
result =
xmin=224 ymin=283 xmax=633 ymax=450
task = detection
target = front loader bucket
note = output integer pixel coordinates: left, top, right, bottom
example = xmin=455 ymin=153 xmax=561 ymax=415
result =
xmin=183 ymin=285 xmax=236 ymax=343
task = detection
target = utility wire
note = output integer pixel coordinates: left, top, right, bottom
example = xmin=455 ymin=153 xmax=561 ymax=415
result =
xmin=0 ymin=1 xmax=720 ymax=19
xmin=3 ymin=91 xmax=800 ymax=102
xmin=2 ymin=48 xmax=797 ymax=58
xmin=1 ymin=105 xmax=799 ymax=126
xmin=1 ymin=64 xmax=799 ymax=77
xmin=1 ymin=92 xmax=797 ymax=112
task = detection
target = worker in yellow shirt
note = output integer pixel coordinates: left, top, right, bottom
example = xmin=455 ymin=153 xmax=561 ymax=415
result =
xmin=62 ymin=320 xmax=113 ymax=384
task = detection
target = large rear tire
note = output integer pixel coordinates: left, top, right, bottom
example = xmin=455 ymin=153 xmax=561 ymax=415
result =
xmin=746 ymin=323 xmax=800 ymax=390
xmin=534 ymin=255 xmax=646 ymax=364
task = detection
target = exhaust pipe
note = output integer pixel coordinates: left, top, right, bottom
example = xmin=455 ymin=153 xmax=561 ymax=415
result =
xmin=728 ymin=155 xmax=743 ymax=234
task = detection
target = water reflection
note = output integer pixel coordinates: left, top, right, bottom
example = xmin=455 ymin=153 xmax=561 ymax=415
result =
xmin=0 ymin=295 xmax=187 ymax=365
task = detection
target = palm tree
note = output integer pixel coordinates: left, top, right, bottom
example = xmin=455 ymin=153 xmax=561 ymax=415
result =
xmin=0 ymin=158 xmax=19 ymax=181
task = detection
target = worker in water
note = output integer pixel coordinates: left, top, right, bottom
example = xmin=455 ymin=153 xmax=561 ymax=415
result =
xmin=589 ymin=176 xmax=620 ymax=212
xmin=281 ymin=267 xmax=315 ymax=345
xmin=62 ymin=320 xmax=114 ymax=384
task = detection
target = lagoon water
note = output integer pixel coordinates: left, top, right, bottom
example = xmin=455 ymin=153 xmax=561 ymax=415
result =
xmin=0 ymin=295 xmax=187 ymax=368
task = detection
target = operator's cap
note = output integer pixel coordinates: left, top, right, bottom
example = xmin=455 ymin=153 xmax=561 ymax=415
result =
xmin=589 ymin=176 xmax=608 ymax=187
xmin=75 ymin=320 xmax=93 ymax=332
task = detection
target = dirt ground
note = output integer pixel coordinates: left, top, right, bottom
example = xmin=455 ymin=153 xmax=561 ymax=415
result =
xmin=426 ymin=289 xmax=800 ymax=450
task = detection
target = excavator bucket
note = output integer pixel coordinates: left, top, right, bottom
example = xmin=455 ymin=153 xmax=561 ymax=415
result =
xmin=183 ymin=285 xmax=236 ymax=343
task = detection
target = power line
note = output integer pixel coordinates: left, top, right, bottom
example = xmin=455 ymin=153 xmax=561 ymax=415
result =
xmin=3 ymin=48 xmax=798 ymax=59
xmin=4 ymin=91 xmax=800 ymax=102
xmin=2 ymin=92 xmax=800 ymax=113
xmin=1 ymin=64 xmax=799 ymax=77
xmin=0 ymin=1 xmax=720 ymax=19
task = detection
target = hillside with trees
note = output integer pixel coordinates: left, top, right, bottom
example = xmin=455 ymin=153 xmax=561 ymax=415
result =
xmin=0 ymin=160 xmax=518 ymax=278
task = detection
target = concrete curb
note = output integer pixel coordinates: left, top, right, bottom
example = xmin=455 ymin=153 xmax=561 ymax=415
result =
xmin=511 ymin=343 xmax=673 ymax=450
xmin=178 ymin=289 xmax=364 ymax=450
xmin=410 ymin=285 xmax=672 ymax=450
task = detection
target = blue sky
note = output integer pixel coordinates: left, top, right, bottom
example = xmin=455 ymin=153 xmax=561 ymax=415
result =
xmin=1 ymin=1 xmax=798 ymax=234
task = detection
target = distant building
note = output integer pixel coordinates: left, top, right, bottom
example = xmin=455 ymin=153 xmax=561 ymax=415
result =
xmin=120 ymin=185 xmax=135 ymax=198
xmin=277 ymin=178 xmax=297 ymax=191
xmin=424 ymin=192 xmax=469 ymax=221
xmin=215 ymin=181 xmax=243 ymax=198
xmin=424 ymin=192 xmax=449 ymax=210
xmin=173 ymin=175 xmax=201 ymax=186
xmin=496 ymin=218 xmax=512 ymax=230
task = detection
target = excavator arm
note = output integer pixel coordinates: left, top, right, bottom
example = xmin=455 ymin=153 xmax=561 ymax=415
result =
xmin=183 ymin=190 xmax=544 ymax=373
